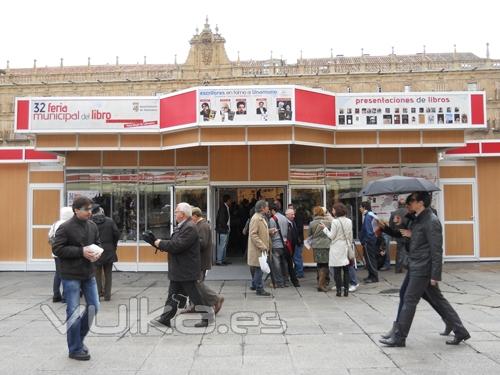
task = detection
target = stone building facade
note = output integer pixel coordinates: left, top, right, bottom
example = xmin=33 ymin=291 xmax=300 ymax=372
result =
xmin=1 ymin=19 xmax=500 ymax=143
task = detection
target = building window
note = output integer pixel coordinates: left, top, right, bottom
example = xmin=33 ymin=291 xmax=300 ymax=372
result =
xmin=404 ymin=85 xmax=412 ymax=92
xmin=326 ymin=167 xmax=363 ymax=238
xmin=467 ymin=82 xmax=478 ymax=91
xmin=376 ymin=85 xmax=382 ymax=93
xmin=66 ymin=168 xmax=175 ymax=243
xmin=347 ymin=86 xmax=352 ymax=93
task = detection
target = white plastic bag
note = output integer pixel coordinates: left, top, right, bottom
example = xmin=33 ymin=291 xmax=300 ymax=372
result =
xmin=259 ymin=251 xmax=271 ymax=274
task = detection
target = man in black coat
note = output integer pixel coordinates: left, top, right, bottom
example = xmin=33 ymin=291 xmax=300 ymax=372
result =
xmin=143 ymin=202 xmax=213 ymax=328
xmin=215 ymin=194 xmax=232 ymax=265
xmin=380 ymin=192 xmax=470 ymax=347
xmin=91 ymin=206 xmax=120 ymax=301
xmin=52 ymin=196 xmax=102 ymax=361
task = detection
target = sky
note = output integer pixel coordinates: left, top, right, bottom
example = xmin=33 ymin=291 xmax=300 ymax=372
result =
xmin=1 ymin=0 xmax=499 ymax=69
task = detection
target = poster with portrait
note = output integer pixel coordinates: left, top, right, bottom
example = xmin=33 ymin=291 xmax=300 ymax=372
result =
xmin=197 ymin=86 xmax=294 ymax=124
xmin=335 ymin=92 xmax=484 ymax=129
xmin=363 ymin=166 xmax=400 ymax=221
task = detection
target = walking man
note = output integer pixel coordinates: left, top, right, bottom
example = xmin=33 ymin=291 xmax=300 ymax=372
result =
xmin=52 ymin=197 xmax=101 ymax=361
xmin=380 ymin=192 xmax=470 ymax=347
xmin=143 ymin=203 xmax=213 ymax=328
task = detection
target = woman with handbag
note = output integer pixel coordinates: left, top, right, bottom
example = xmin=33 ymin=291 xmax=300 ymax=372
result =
xmin=320 ymin=203 xmax=354 ymax=297
xmin=308 ymin=206 xmax=332 ymax=292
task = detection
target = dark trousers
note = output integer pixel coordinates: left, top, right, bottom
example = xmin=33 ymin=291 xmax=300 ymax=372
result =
xmin=363 ymin=240 xmax=379 ymax=281
xmin=397 ymin=272 xmax=448 ymax=321
xmin=333 ymin=266 xmax=349 ymax=292
xmin=397 ymin=274 xmax=468 ymax=338
xmin=284 ymin=249 xmax=299 ymax=286
xmin=395 ymin=239 xmax=407 ymax=272
xmin=160 ymin=280 xmax=210 ymax=323
xmin=96 ymin=262 xmax=113 ymax=299
xmin=53 ymin=257 xmax=63 ymax=298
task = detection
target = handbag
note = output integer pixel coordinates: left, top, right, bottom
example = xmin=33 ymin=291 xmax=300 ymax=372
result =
xmin=337 ymin=219 xmax=356 ymax=260
xmin=259 ymin=250 xmax=271 ymax=274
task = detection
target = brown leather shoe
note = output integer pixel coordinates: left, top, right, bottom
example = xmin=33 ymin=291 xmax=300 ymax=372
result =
xmin=214 ymin=296 xmax=224 ymax=315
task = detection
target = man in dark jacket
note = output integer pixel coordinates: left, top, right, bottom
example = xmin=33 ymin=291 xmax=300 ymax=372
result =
xmin=91 ymin=206 xmax=120 ymax=301
xmin=142 ymin=202 xmax=213 ymax=328
xmin=359 ymin=201 xmax=379 ymax=283
xmin=215 ymin=194 xmax=231 ymax=265
xmin=52 ymin=197 xmax=102 ymax=361
xmin=380 ymin=192 xmax=470 ymax=347
xmin=192 ymin=207 xmax=224 ymax=314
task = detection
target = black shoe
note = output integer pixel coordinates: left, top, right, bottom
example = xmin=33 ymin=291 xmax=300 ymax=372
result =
xmin=343 ymin=291 xmax=348 ymax=297
xmin=172 ymin=294 xmax=188 ymax=309
xmin=194 ymin=319 xmax=209 ymax=328
xmin=256 ymin=289 xmax=271 ymax=296
xmin=249 ymin=286 xmax=256 ymax=291
xmin=446 ymin=332 xmax=471 ymax=345
xmin=440 ymin=323 xmax=453 ymax=336
xmin=364 ymin=278 xmax=378 ymax=284
xmin=292 ymin=282 xmax=301 ymax=287
xmin=215 ymin=262 xmax=223 ymax=266
xmin=151 ymin=317 xmax=171 ymax=327
xmin=336 ymin=291 xmax=342 ymax=297
xmin=222 ymin=260 xmax=232 ymax=265
xmin=69 ymin=351 xmax=91 ymax=361
xmin=379 ymin=335 xmax=406 ymax=347
xmin=52 ymin=295 xmax=62 ymax=303
xmin=381 ymin=322 xmax=397 ymax=340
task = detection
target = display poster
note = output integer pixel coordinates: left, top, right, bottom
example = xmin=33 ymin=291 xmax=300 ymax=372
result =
xmin=336 ymin=92 xmax=473 ymax=128
xmin=27 ymin=97 xmax=159 ymax=131
xmin=363 ymin=166 xmax=400 ymax=221
xmin=289 ymin=168 xmax=325 ymax=184
xmin=198 ymin=87 xmax=294 ymax=124
xmin=67 ymin=190 xmax=100 ymax=206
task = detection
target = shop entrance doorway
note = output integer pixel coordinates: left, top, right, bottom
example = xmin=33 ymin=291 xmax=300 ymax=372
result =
xmin=212 ymin=185 xmax=286 ymax=264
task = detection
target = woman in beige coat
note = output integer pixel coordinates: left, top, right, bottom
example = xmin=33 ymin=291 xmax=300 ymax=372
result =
xmin=247 ymin=200 xmax=272 ymax=296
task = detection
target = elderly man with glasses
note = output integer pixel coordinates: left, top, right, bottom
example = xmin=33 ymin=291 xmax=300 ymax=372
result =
xmin=52 ymin=196 xmax=102 ymax=361
xmin=142 ymin=202 xmax=214 ymax=328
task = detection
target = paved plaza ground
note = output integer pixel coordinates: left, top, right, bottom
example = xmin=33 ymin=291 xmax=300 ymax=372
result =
xmin=1 ymin=262 xmax=499 ymax=374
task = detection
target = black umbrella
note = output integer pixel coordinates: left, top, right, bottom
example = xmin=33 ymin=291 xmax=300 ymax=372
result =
xmin=360 ymin=175 xmax=440 ymax=196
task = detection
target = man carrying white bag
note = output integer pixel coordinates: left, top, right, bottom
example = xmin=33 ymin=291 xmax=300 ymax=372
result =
xmin=247 ymin=200 xmax=275 ymax=296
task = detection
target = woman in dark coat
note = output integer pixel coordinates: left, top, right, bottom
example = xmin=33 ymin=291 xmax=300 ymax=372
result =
xmin=92 ymin=207 xmax=120 ymax=301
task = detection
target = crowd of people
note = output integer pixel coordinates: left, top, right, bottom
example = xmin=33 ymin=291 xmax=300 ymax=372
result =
xmin=50 ymin=191 xmax=470 ymax=361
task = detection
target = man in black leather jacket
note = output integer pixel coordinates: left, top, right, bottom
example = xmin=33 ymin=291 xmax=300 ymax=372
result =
xmin=380 ymin=191 xmax=470 ymax=347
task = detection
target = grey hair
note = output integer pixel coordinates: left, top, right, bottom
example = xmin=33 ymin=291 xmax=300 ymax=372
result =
xmin=176 ymin=202 xmax=192 ymax=217
xmin=254 ymin=199 xmax=268 ymax=213
xmin=285 ymin=208 xmax=295 ymax=216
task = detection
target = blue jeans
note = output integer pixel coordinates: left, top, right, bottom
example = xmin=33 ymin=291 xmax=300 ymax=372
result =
xmin=348 ymin=264 xmax=359 ymax=286
xmin=62 ymin=277 xmax=100 ymax=354
xmin=216 ymin=232 xmax=229 ymax=263
xmin=293 ymin=244 xmax=304 ymax=277
xmin=382 ymin=233 xmax=392 ymax=268
xmin=250 ymin=266 xmax=264 ymax=291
